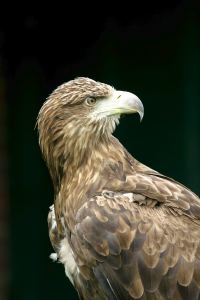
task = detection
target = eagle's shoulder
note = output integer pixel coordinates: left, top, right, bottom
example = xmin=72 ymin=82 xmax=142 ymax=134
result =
xmin=101 ymin=139 xmax=200 ymax=221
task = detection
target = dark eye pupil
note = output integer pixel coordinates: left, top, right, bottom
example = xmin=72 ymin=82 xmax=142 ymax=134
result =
xmin=86 ymin=97 xmax=96 ymax=105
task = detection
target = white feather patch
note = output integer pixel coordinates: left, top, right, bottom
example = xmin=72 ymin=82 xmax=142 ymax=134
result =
xmin=58 ymin=238 xmax=78 ymax=285
xmin=50 ymin=253 xmax=58 ymax=261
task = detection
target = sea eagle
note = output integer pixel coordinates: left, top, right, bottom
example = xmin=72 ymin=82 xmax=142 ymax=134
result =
xmin=37 ymin=77 xmax=200 ymax=300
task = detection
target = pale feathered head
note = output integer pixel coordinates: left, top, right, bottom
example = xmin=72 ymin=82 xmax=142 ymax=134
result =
xmin=37 ymin=77 xmax=143 ymax=185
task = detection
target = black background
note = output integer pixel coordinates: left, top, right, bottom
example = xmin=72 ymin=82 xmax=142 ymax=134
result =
xmin=1 ymin=1 xmax=200 ymax=299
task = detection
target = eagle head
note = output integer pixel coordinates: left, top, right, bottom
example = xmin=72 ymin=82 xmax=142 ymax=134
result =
xmin=37 ymin=77 xmax=143 ymax=185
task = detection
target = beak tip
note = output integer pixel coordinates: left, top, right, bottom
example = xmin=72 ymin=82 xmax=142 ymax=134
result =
xmin=139 ymin=110 xmax=144 ymax=122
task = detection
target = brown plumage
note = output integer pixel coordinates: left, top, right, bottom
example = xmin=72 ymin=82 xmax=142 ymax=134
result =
xmin=37 ymin=77 xmax=200 ymax=300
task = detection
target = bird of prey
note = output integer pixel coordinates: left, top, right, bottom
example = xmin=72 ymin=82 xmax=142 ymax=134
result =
xmin=37 ymin=77 xmax=200 ymax=300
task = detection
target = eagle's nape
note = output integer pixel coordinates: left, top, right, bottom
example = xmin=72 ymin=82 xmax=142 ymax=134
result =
xmin=37 ymin=77 xmax=200 ymax=300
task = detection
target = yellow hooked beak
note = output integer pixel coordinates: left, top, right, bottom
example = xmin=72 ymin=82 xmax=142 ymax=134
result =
xmin=93 ymin=90 xmax=144 ymax=121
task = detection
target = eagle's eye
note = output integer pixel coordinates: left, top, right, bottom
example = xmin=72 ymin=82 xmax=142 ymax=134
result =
xmin=85 ymin=97 xmax=97 ymax=106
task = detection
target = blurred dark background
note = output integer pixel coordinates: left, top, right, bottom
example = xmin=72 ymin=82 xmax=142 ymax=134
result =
xmin=0 ymin=1 xmax=200 ymax=299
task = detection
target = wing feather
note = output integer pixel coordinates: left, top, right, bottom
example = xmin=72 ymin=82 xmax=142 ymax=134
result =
xmin=73 ymin=191 xmax=200 ymax=300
